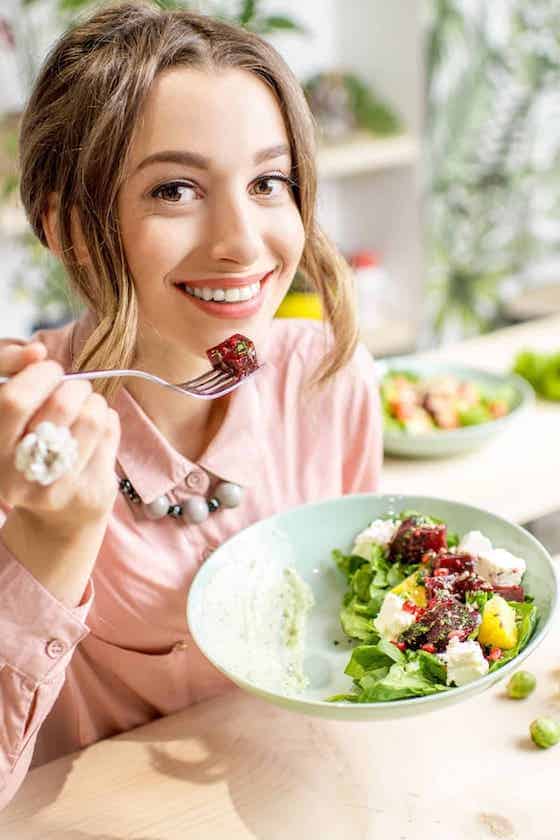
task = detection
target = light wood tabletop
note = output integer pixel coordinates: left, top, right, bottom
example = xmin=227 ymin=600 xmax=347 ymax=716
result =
xmin=2 ymin=315 xmax=560 ymax=840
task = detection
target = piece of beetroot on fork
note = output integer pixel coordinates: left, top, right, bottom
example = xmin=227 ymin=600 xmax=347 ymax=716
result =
xmin=206 ymin=334 xmax=258 ymax=377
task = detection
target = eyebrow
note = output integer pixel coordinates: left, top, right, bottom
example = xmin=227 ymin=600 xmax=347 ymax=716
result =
xmin=134 ymin=143 xmax=291 ymax=175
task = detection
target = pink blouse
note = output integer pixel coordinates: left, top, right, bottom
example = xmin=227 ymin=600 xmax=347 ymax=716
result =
xmin=0 ymin=315 xmax=382 ymax=808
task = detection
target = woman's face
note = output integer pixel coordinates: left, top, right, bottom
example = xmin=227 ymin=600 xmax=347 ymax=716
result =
xmin=118 ymin=66 xmax=305 ymax=367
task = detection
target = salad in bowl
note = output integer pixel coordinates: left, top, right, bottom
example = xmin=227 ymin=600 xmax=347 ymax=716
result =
xmin=330 ymin=511 xmax=538 ymax=703
xmin=187 ymin=494 xmax=556 ymax=721
xmin=377 ymin=359 xmax=534 ymax=458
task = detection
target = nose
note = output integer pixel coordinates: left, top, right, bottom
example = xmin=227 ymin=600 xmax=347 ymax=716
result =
xmin=207 ymin=191 xmax=261 ymax=266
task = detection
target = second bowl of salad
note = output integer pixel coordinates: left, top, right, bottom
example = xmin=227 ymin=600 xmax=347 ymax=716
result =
xmin=377 ymin=358 xmax=534 ymax=458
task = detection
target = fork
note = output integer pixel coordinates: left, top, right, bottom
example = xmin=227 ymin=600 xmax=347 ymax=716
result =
xmin=0 ymin=363 xmax=264 ymax=400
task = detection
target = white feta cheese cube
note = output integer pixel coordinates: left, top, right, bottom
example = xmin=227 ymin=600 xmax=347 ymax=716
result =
xmin=458 ymin=530 xmax=493 ymax=558
xmin=458 ymin=530 xmax=526 ymax=586
xmin=373 ymin=593 xmax=415 ymax=641
xmin=444 ymin=637 xmax=489 ymax=686
xmin=477 ymin=547 xmax=526 ymax=587
xmin=353 ymin=518 xmax=401 ymax=554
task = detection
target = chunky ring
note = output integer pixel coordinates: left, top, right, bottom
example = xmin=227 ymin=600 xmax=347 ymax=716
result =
xmin=14 ymin=421 xmax=79 ymax=486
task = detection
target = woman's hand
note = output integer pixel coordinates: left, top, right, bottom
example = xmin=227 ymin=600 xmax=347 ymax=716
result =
xmin=0 ymin=339 xmax=121 ymax=606
xmin=0 ymin=339 xmax=120 ymax=530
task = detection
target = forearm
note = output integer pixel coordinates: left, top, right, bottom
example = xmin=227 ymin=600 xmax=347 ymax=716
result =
xmin=0 ymin=508 xmax=108 ymax=608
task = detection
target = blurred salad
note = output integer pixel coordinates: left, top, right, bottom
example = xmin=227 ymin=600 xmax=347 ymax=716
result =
xmin=329 ymin=511 xmax=538 ymax=703
xmin=513 ymin=349 xmax=560 ymax=400
xmin=381 ymin=371 xmax=516 ymax=434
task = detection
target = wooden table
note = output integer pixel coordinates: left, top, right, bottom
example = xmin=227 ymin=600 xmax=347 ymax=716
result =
xmin=2 ymin=316 xmax=560 ymax=840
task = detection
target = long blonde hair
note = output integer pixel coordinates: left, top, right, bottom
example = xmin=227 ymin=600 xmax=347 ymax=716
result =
xmin=19 ymin=0 xmax=358 ymax=401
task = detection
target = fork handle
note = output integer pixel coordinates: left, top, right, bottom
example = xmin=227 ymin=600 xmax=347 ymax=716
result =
xmin=0 ymin=369 xmax=170 ymax=387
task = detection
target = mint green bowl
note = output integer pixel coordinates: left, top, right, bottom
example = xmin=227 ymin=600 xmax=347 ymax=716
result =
xmin=378 ymin=359 xmax=535 ymax=458
xmin=187 ymin=494 xmax=557 ymax=721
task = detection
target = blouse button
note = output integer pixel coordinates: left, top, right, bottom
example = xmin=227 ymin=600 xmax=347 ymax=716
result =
xmin=45 ymin=639 xmax=66 ymax=658
xmin=173 ymin=640 xmax=189 ymax=652
xmin=185 ymin=470 xmax=209 ymax=492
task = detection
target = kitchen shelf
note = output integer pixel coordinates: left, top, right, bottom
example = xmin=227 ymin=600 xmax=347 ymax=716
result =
xmin=316 ymin=132 xmax=420 ymax=179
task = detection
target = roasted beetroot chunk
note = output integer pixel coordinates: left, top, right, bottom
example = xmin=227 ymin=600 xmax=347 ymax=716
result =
xmin=493 ymin=584 xmax=525 ymax=602
xmin=453 ymin=573 xmax=492 ymax=597
xmin=389 ymin=516 xmax=447 ymax=565
xmin=431 ymin=552 xmax=475 ymax=574
xmin=206 ymin=334 xmax=258 ymax=377
xmin=400 ymin=598 xmax=481 ymax=652
xmin=425 ymin=571 xmax=491 ymax=602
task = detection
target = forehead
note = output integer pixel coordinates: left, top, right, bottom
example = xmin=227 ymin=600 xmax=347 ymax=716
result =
xmin=128 ymin=66 xmax=291 ymax=170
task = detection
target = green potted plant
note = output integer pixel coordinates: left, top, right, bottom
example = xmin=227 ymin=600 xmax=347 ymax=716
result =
xmin=425 ymin=0 xmax=560 ymax=341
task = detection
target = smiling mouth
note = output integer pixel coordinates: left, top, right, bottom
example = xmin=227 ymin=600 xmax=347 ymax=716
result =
xmin=176 ymin=279 xmax=262 ymax=303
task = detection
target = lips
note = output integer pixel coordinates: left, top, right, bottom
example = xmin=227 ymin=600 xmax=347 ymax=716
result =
xmin=174 ymin=269 xmax=273 ymax=291
xmin=173 ymin=268 xmax=276 ymax=320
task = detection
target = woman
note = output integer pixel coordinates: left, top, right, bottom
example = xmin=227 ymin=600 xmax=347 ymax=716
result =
xmin=0 ymin=0 xmax=382 ymax=807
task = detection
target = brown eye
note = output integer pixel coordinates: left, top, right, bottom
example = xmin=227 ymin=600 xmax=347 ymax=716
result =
xmin=251 ymin=175 xmax=291 ymax=197
xmin=151 ymin=182 xmax=198 ymax=203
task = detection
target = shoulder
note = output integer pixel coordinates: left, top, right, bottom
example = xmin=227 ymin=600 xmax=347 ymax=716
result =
xmin=267 ymin=318 xmax=380 ymax=391
xmin=30 ymin=319 xmax=76 ymax=368
xmin=267 ymin=318 xmax=330 ymax=367
xmin=30 ymin=310 xmax=94 ymax=368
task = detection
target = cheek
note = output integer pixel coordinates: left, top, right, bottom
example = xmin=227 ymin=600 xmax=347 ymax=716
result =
xmin=269 ymin=206 xmax=305 ymax=272
xmin=120 ymin=214 xmax=197 ymax=289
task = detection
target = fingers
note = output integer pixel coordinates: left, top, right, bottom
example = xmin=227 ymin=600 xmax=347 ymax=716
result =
xmin=67 ymin=392 xmax=112 ymax=473
xmin=0 ymin=361 xmax=66 ymax=448
xmin=27 ymin=379 xmax=94 ymax=435
xmin=84 ymin=407 xmax=121 ymax=490
xmin=0 ymin=341 xmax=47 ymax=376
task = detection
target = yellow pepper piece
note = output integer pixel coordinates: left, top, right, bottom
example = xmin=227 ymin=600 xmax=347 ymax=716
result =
xmin=478 ymin=595 xmax=518 ymax=650
xmin=391 ymin=571 xmax=427 ymax=608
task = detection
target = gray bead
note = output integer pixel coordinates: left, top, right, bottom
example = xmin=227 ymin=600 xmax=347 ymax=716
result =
xmin=145 ymin=495 xmax=170 ymax=519
xmin=182 ymin=495 xmax=210 ymax=524
xmin=214 ymin=481 xmax=243 ymax=508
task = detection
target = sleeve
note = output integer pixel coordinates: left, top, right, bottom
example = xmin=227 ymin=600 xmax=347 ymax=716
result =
xmin=341 ymin=342 xmax=384 ymax=494
xmin=0 ymin=502 xmax=94 ymax=810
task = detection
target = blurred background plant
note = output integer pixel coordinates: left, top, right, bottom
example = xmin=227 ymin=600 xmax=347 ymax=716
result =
xmin=425 ymin=0 xmax=560 ymax=342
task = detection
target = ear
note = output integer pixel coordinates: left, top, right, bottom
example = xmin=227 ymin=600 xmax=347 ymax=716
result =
xmin=42 ymin=193 xmax=91 ymax=266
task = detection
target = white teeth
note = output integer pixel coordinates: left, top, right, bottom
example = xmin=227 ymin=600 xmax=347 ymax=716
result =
xmin=179 ymin=281 xmax=261 ymax=302
xmin=224 ymin=288 xmax=241 ymax=303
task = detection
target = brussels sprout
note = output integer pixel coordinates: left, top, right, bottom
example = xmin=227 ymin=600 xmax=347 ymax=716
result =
xmin=506 ymin=671 xmax=536 ymax=699
xmin=529 ymin=718 xmax=560 ymax=749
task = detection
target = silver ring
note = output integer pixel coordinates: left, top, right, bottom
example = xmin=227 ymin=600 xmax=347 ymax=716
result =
xmin=14 ymin=421 xmax=79 ymax=486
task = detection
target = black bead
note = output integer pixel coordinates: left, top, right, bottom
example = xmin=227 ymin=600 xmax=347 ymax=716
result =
xmin=208 ymin=497 xmax=220 ymax=513
xmin=168 ymin=504 xmax=183 ymax=518
xmin=119 ymin=477 xmax=141 ymax=504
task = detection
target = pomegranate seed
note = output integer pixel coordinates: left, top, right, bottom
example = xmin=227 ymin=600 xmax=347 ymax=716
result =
xmin=433 ymin=568 xmax=450 ymax=577
xmin=391 ymin=641 xmax=407 ymax=651
xmin=403 ymin=601 xmax=417 ymax=614
xmin=487 ymin=647 xmax=502 ymax=662
xmin=421 ymin=643 xmax=436 ymax=654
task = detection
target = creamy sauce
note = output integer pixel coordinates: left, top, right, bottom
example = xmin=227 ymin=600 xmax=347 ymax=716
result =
xmin=201 ymin=554 xmax=315 ymax=696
